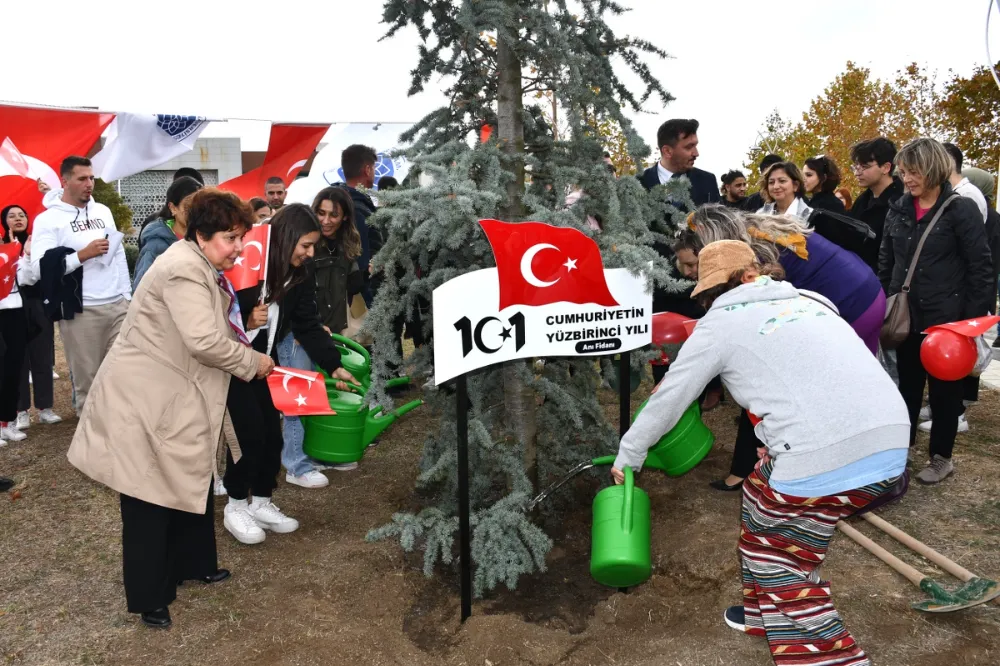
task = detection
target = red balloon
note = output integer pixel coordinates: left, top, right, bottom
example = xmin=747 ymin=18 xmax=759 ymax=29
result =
xmin=920 ymin=329 xmax=977 ymax=381
xmin=652 ymin=312 xmax=694 ymax=346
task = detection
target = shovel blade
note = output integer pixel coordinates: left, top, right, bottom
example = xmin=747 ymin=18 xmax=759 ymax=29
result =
xmin=912 ymin=578 xmax=1000 ymax=613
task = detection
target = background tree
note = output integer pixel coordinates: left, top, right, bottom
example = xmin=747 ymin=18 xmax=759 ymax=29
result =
xmin=743 ymin=61 xmax=955 ymax=193
xmin=92 ymin=178 xmax=133 ymax=232
xmin=937 ymin=62 xmax=1000 ymax=171
xmin=594 ymin=117 xmax=642 ymax=176
xmin=366 ymin=0 xmax=686 ymax=596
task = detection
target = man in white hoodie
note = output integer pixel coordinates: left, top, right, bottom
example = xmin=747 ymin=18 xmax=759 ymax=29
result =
xmin=613 ymin=240 xmax=909 ymax=666
xmin=31 ymin=156 xmax=131 ymax=413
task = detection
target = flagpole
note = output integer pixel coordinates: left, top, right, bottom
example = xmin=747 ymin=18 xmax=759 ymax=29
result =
xmin=0 ymin=101 xmax=415 ymax=127
xmin=259 ymin=224 xmax=272 ymax=305
xmin=0 ymin=100 xmax=228 ymax=123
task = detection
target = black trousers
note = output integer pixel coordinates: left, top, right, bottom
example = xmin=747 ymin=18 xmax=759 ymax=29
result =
xmin=730 ymin=410 xmax=765 ymax=478
xmin=18 ymin=298 xmax=54 ymax=411
xmin=120 ymin=485 xmax=217 ymax=613
xmin=223 ymin=376 xmax=283 ymax=500
xmin=896 ymin=332 xmax=964 ymax=459
xmin=0 ymin=308 xmax=27 ymax=423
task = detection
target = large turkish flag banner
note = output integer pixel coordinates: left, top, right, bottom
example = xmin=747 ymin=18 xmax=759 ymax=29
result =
xmin=218 ymin=123 xmax=329 ymax=200
xmin=479 ymin=219 xmax=619 ymax=310
xmin=0 ymin=105 xmax=115 ymax=228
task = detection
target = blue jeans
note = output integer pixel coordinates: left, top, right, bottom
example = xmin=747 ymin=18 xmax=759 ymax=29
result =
xmin=277 ymin=334 xmax=320 ymax=476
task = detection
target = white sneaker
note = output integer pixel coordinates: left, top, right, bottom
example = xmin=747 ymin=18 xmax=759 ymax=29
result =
xmin=285 ymin=470 xmax=329 ymax=489
xmin=919 ymin=405 xmax=931 ymax=421
xmin=918 ymin=414 xmax=969 ymax=433
xmin=38 ymin=409 xmax=62 ymax=425
xmin=330 ymin=462 xmax=359 ymax=471
xmin=248 ymin=497 xmax=299 ymax=533
xmin=224 ymin=501 xmax=265 ymax=544
xmin=214 ymin=478 xmax=228 ymax=496
xmin=1 ymin=425 xmax=26 ymax=442
xmin=14 ymin=412 xmax=30 ymax=430
xmin=52 ymin=371 xmax=59 ymax=380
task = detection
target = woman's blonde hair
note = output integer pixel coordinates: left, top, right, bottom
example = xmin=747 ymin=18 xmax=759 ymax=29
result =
xmin=688 ymin=204 xmax=813 ymax=264
xmin=894 ymin=138 xmax=953 ymax=190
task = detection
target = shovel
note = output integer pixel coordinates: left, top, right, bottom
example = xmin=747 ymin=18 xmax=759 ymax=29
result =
xmin=837 ymin=521 xmax=1000 ymax=613
xmin=859 ymin=513 xmax=1000 ymax=608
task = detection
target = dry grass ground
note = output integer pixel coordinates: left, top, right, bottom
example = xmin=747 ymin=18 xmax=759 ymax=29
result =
xmin=1 ymin=341 xmax=999 ymax=665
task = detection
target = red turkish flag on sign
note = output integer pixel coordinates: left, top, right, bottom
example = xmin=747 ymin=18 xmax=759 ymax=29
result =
xmin=218 ymin=123 xmax=329 ymax=200
xmin=0 ymin=105 xmax=115 ymax=228
xmin=479 ymin=219 xmax=619 ymax=310
xmin=924 ymin=315 xmax=1000 ymax=338
xmin=267 ymin=367 xmax=335 ymax=416
xmin=0 ymin=241 xmax=22 ymax=301
xmin=224 ymin=224 xmax=270 ymax=291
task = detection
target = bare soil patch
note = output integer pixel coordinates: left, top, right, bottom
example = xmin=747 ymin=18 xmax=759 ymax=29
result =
xmin=2 ymin=343 xmax=999 ymax=665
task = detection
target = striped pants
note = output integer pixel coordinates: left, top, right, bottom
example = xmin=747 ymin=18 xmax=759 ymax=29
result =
xmin=740 ymin=460 xmax=897 ymax=666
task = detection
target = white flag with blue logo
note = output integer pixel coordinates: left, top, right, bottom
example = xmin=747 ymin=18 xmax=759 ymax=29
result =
xmin=91 ymin=113 xmax=210 ymax=183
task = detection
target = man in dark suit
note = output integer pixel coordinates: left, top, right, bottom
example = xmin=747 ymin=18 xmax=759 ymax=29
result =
xmin=638 ymin=118 xmax=719 ymax=207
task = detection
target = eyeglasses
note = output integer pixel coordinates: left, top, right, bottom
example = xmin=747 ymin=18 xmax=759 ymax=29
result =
xmin=851 ymin=162 xmax=876 ymax=174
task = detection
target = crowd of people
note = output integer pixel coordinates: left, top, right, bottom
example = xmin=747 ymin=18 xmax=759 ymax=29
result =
xmin=614 ymin=119 xmax=996 ymax=666
xmin=0 ymin=147 xmax=381 ymax=627
xmin=0 ymin=113 xmax=995 ymax=666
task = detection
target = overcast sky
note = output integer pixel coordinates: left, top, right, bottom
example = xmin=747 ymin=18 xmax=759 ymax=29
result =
xmin=3 ymin=0 xmax=997 ymax=177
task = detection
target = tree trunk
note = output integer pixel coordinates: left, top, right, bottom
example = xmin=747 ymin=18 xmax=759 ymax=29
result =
xmin=496 ymin=14 xmax=537 ymax=489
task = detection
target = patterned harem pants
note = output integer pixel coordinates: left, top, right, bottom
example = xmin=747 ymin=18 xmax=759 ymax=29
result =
xmin=740 ymin=459 xmax=898 ymax=666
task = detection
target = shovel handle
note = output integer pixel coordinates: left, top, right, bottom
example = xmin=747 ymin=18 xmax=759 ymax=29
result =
xmin=837 ymin=521 xmax=927 ymax=589
xmin=861 ymin=513 xmax=976 ymax=583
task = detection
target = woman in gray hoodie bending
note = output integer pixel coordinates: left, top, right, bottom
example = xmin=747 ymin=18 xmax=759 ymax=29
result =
xmin=613 ymin=240 xmax=909 ymax=666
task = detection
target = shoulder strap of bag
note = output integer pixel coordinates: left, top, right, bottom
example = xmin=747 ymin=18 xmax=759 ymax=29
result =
xmin=901 ymin=194 xmax=960 ymax=292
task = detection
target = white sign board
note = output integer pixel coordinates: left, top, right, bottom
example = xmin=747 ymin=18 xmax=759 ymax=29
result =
xmin=433 ymin=220 xmax=652 ymax=385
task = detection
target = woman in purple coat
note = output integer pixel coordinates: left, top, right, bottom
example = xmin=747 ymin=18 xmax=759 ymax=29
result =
xmin=688 ymin=204 xmax=887 ymax=490
xmin=691 ymin=205 xmax=885 ymax=354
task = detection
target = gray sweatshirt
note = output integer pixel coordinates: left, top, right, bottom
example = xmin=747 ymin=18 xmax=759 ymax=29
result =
xmin=615 ymin=277 xmax=910 ymax=483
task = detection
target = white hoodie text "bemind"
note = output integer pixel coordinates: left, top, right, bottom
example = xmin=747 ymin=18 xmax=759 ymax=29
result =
xmin=31 ymin=196 xmax=131 ymax=306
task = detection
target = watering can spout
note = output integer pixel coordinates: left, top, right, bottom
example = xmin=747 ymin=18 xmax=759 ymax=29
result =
xmin=362 ymin=399 xmax=423 ymax=446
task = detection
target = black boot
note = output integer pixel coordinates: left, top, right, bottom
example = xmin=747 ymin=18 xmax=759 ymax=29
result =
xmin=0 ymin=477 xmax=13 ymax=492
xmin=140 ymin=607 xmax=172 ymax=629
xmin=708 ymin=478 xmax=744 ymax=492
xmin=178 ymin=569 xmax=231 ymax=586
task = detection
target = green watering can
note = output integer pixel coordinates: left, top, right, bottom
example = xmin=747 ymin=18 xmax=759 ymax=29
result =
xmin=316 ymin=333 xmax=411 ymax=394
xmin=526 ymin=400 xmax=714 ymax=511
xmin=631 ymin=400 xmax=714 ymax=476
xmin=302 ymin=388 xmax=422 ymax=464
xmin=526 ymin=400 xmax=714 ymax=588
xmin=590 ymin=466 xmax=652 ymax=588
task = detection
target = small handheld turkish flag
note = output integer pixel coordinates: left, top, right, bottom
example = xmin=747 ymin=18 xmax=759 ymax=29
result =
xmin=224 ymin=224 xmax=270 ymax=292
xmin=0 ymin=241 xmax=22 ymax=301
xmin=479 ymin=219 xmax=619 ymax=310
xmin=266 ymin=367 xmax=336 ymax=416
xmin=924 ymin=315 xmax=1000 ymax=338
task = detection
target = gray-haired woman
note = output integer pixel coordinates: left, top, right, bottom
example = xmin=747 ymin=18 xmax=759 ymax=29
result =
xmin=689 ymin=204 xmax=885 ymax=491
xmin=879 ymin=137 xmax=993 ymax=484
